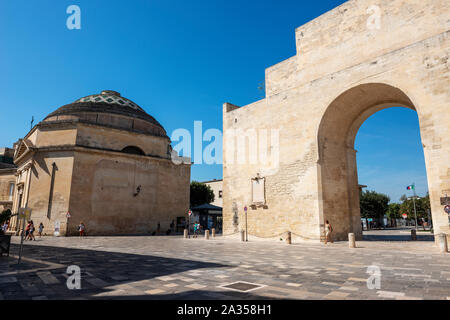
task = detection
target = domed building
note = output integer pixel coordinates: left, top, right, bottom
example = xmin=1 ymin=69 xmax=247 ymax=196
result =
xmin=9 ymin=90 xmax=191 ymax=236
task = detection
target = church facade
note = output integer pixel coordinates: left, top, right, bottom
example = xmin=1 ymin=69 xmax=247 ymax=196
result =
xmin=9 ymin=90 xmax=191 ymax=236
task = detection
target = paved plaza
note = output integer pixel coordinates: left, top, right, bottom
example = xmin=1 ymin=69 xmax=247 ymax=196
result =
xmin=0 ymin=229 xmax=449 ymax=300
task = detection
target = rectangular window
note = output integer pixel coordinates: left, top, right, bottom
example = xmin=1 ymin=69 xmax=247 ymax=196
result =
xmin=8 ymin=183 xmax=14 ymax=201
xmin=219 ymin=190 xmax=223 ymax=198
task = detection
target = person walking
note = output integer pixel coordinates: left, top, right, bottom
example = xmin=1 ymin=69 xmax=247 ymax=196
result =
xmin=1 ymin=221 xmax=8 ymax=233
xmin=78 ymin=222 xmax=86 ymax=237
xmin=29 ymin=220 xmax=36 ymax=241
xmin=324 ymin=220 xmax=333 ymax=244
xmin=25 ymin=221 xmax=31 ymax=240
xmin=38 ymin=222 xmax=44 ymax=237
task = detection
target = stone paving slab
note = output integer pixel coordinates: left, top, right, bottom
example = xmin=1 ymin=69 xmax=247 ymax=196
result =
xmin=0 ymin=233 xmax=448 ymax=300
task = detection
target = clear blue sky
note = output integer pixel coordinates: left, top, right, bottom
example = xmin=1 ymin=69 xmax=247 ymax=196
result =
xmin=0 ymin=0 xmax=428 ymax=203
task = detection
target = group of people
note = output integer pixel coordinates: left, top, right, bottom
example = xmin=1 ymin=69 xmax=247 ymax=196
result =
xmin=1 ymin=220 xmax=86 ymax=238
xmin=24 ymin=221 xmax=44 ymax=240
xmin=4 ymin=218 xmax=333 ymax=242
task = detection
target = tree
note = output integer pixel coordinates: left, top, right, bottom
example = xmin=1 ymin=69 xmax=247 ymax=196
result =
xmin=386 ymin=203 xmax=401 ymax=220
xmin=190 ymin=181 xmax=215 ymax=207
xmin=399 ymin=193 xmax=430 ymax=221
xmin=0 ymin=209 xmax=13 ymax=235
xmin=360 ymin=190 xmax=390 ymax=226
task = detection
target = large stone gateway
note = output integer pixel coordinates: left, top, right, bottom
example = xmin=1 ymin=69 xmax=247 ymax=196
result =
xmin=223 ymin=0 xmax=449 ymax=242
xmin=10 ymin=90 xmax=191 ymax=236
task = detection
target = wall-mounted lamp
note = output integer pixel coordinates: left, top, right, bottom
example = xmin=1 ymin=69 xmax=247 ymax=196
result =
xmin=133 ymin=185 xmax=141 ymax=197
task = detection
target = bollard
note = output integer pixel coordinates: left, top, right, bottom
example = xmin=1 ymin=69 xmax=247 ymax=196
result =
xmin=183 ymin=229 xmax=188 ymax=238
xmin=438 ymin=233 xmax=448 ymax=253
xmin=411 ymin=229 xmax=417 ymax=241
xmin=348 ymin=233 xmax=356 ymax=248
xmin=240 ymin=230 xmax=245 ymax=242
xmin=286 ymin=231 xmax=291 ymax=245
xmin=212 ymin=228 xmax=216 ymax=238
xmin=205 ymin=230 xmax=210 ymax=240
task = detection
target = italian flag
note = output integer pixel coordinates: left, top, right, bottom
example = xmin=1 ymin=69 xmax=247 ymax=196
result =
xmin=406 ymin=185 xmax=414 ymax=190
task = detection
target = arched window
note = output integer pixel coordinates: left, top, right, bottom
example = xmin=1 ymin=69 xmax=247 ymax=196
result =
xmin=121 ymin=146 xmax=145 ymax=156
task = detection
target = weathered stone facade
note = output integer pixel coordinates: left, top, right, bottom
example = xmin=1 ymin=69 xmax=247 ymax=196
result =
xmin=0 ymin=148 xmax=16 ymax=212
xmin=223 ymin=0 xmax=449 ymax=242
xmin=9 ymin=90 xmax=191 ymax=236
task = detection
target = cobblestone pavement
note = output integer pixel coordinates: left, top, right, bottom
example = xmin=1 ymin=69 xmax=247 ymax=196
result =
xmin=1 ymin=231 xmax=449 ymax=300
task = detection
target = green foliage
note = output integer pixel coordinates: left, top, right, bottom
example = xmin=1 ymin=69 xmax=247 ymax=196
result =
xmin=360 ymin=190 xmax=390 ymax=222
xmin=386 ymin=202 xmax=401 ymax=220
xmin=0 ymin=209 xmax=12 ymax=225
xmin=190 ymin=181 xmax=215 ymax=207
xmin=360 ymin=190 xmax=431 ymax=225
xmin=399 ymin=193 xmax=430 ymax=220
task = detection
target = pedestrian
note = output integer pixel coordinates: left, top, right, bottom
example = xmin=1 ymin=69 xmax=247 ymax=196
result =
xmin=324 ymin=220 xmax=333 ymax=244
xmin=78 ymin=221 xmax=86 ymax=237
xmin=38 ymin=222 xmax=44 ymax=237
xmin=1 ymin=221 xmax=8 ymax=233
xmin=25 ymin=221 xmax=31 ymax=240
xmin=193 ymin=222 xmax=200 ymax=238
xmin=29 ymin=220 xmax=36 ymax=241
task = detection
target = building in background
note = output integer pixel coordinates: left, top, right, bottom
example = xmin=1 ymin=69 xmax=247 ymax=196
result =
xmin=9 ymin=90 xmax=191 ymax=236
xmin=189 ymin=179 xmax=223 ymax=232
xmin=0 ymin=148 xmax=16 ymax=212
xmin=203 ymin=179 xmax=223 ymax=208
xmin=190 ymin=203 xmax=223 ymax=232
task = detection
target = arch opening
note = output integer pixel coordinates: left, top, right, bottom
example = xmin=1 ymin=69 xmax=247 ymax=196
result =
xmin=317 ymin=83 xmax=427 ymax=241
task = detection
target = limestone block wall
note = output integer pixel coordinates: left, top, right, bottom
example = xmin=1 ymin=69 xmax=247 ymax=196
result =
xmin=0 ymin=170 xmax=15 ymax=212
xmin=25 ymin=151 xmax=75 ymax=235
xmin=35 ymin=127 xmax=77 ymax=148
xmin=67 ymin=149 xmax=190 ymax=235
xmin=76 ymin=123 xmax=170 ymax=159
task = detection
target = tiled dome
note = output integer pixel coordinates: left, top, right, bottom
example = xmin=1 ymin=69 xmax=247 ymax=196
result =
xmin=43 ymin=90 xmax=167 ymax=137
xmin=75 ymin=90 xmax=143 ymax=112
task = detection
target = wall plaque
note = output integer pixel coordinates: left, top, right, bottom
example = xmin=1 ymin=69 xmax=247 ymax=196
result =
xmin=252 ymin=176 xmax=265 ymax=205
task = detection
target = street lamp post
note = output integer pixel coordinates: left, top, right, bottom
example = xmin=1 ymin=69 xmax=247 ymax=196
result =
xmin=412 ymin=195 xmax=418 ymax=231
xmin=408 ymin=183 xmax=419 ymax=231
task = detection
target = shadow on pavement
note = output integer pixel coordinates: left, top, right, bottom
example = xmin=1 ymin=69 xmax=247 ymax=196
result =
xmin=3 ymin=243 xmax=235 ymax=300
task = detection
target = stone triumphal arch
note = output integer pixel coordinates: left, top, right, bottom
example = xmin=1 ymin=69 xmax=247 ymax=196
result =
xmin=223 ymin=0 xmax=449 ymax=242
